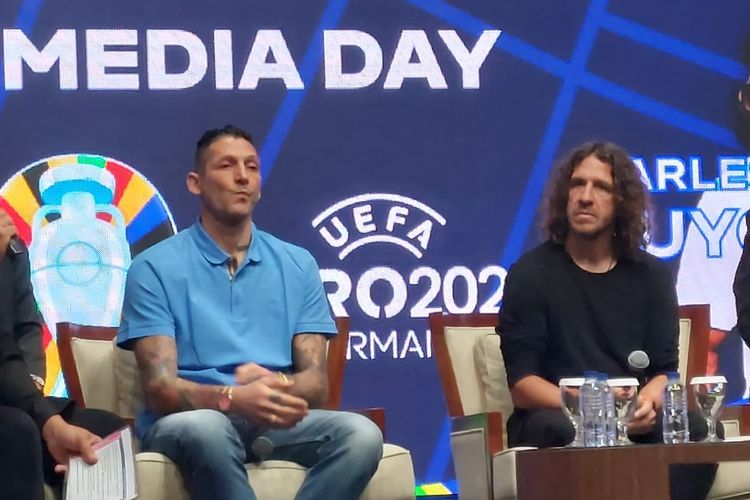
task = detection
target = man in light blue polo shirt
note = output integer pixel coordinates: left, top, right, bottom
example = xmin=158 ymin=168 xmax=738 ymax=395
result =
xmin=117 ymin=125 xmax=383 ymax=500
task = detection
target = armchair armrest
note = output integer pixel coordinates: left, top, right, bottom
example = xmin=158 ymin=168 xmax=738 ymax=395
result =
xmin=452 ymin=410 xmax=505 ymax=455
xmin=713 ymin=404 xmax=750 ymax=439
xmin=737 ymin=404 xmax=750 ymax=436
xmin=450 ymin=411 xmax=504 ymax=500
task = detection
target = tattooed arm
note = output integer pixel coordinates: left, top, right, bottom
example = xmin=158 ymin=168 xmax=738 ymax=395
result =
xmin=134 ymin=335 xmax=309 ymax=428
xmin=133 ymin=336 xmax=226 ymax=415
xmin=287 ymin=333 xmax=329 ymax=408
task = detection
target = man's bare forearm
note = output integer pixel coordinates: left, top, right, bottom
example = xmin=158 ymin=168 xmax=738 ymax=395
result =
xmin=288 ymin=334 xmax=328 ymax=408
xmin=510 ymin=375 xmax=562 ymax=410
xmin=288 ymin=372 xmax=328 ymax=408
xmin=134 ymin=336 xmax=224 ymax=415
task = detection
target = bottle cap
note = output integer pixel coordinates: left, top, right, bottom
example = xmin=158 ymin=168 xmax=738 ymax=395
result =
xmin=689 ymin=375 xmax=727 ymax=385
xmin=607 ymin=377 xmax=639 ymax=387
xmin=558 ymin=377 xmax=585 ymax=387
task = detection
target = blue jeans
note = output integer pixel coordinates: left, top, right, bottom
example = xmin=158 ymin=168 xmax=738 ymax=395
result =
xmin=141 ymin=409 xmax=384 ymax=500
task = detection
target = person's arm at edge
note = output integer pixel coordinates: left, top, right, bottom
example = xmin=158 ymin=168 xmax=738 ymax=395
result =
xmin=0 ymin=255 xmax=56 ymax=427
xmin=11 ymin=251 xmax=45 ymax=388
xmin=0 ymin=345 xmax=57 ymax=429
xmin=734 ymin=211 xmax=750 ymax=347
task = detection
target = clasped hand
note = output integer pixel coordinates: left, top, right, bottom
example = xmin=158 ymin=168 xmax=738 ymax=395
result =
xmin=231 ymin=363 xmax=308 ymax=428
xmin=627 ymin=395 xmax=656 ymax=435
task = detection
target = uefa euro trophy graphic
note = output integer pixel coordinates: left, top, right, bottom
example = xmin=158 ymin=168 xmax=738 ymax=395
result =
xmin=29 ymin=163 xmax=131 ymax=360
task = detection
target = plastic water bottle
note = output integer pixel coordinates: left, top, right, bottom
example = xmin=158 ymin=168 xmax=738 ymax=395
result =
xmin=662 ymin=371 xmax=690 ymax=444
xmin=579 ymin=371 xmax=606 ymax=447
xmin=599 ymin=373 xmax=616 ymax=446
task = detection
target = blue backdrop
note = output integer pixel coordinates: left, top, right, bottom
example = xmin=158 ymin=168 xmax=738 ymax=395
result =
xmin=1 ymin=0 xmax=749 ymax=492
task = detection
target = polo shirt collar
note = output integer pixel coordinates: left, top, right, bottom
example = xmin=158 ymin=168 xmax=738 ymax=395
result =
xmin=247 ymin=226 xmax=262 ymax=263
xmin=191 ymin=220 xmax=262 ymax=265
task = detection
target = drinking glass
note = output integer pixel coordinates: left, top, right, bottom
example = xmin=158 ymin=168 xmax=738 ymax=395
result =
xmin=690 ymin=375 xmax=727 ymax=442
xmin=559 ymin=377 xmax=585 ymax=446
xmin=607 ymin=378 xmax=639 ymax=446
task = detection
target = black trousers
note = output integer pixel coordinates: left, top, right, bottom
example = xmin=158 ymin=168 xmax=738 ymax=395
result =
xmin=0 ymin=400 xmax=124 ymax=500
xmin=507 ymin=408 xmax=718 ymax=500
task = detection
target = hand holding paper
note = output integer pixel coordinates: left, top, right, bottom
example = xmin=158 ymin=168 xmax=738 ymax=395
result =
xmin=65 ymin=426 xmax=137 ymax=500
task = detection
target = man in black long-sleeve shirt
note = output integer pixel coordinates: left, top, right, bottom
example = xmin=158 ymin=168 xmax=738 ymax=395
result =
xmin=0 ymin=209 xmax=123 ymax=499
xmin=733 ymin=212 xmax=750 ymax=347
xmin=501 ymin=241 xmax=678 ymax=398
xmin=498 ymin=142 xmax=713 ymax=499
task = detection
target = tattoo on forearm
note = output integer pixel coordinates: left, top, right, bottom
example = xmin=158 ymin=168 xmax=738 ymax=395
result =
xmin=137 ymin=337 xmax=177 ymax=388
xmin=291 ymin=334 xmax=328 ymax=406
xmin=293 ymin=334 xmax=326 ymax=374
xmin=177 ymin=384 xmax=198 ymax=410
xmin=135 ymin=336 xmax=222 ymax=413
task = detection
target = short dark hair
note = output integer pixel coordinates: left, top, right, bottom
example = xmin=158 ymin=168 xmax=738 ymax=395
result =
xmin=541 ymin=141 xmax=651 ymax=259
xmin=194 ymin=125 xmax=255 ymax=172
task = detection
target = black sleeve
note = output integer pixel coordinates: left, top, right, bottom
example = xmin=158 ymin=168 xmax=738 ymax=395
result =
xmin=12 ymin=251 xmax=45 ymax=381
xmin=645 ymin=259 xmax=679 ymax=377
xmin=734 ymin=212 xmax=750 ymax=348
xmin=0 ymin=347 xmax=58 ymax=430
xmin=497 ymin=260 xmax=548 ymax=387
xmin=0 ymin=254 xmax=58 ymax=430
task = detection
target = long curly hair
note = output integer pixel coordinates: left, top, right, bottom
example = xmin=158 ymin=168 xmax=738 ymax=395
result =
xmin=541 ymin=141 xmax=651 ymax=259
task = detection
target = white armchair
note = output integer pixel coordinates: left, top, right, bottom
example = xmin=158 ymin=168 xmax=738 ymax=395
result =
xmin=429 ymin=312 xmax=531 ymax=500
xmin=57 ymin=319 xmax=416 ymax=500
xmin=430 ymin=306 xmax=750 ymax=500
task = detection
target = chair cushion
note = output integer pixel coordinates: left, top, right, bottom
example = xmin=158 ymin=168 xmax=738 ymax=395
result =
xmin=43 ymin=483 xmax=59 ymax=500
xmin=473 ymin=333 xmax=514 ymax=446
xmin=71 ymin=338 xmax=117 ymax=412
xmin=361 ymin=444 xmax=415 ymax=500
xmin=135 ymin=452 xmax=307 ymax=500
xmin=112 ymin=339 xmax=145 ymax=419
xmin=133 ymin=444 xmax=414 ymax=500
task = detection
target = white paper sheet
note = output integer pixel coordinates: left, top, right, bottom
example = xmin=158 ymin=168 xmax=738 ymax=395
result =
xmin=65 ymin=426 xmax=137 ymax=500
